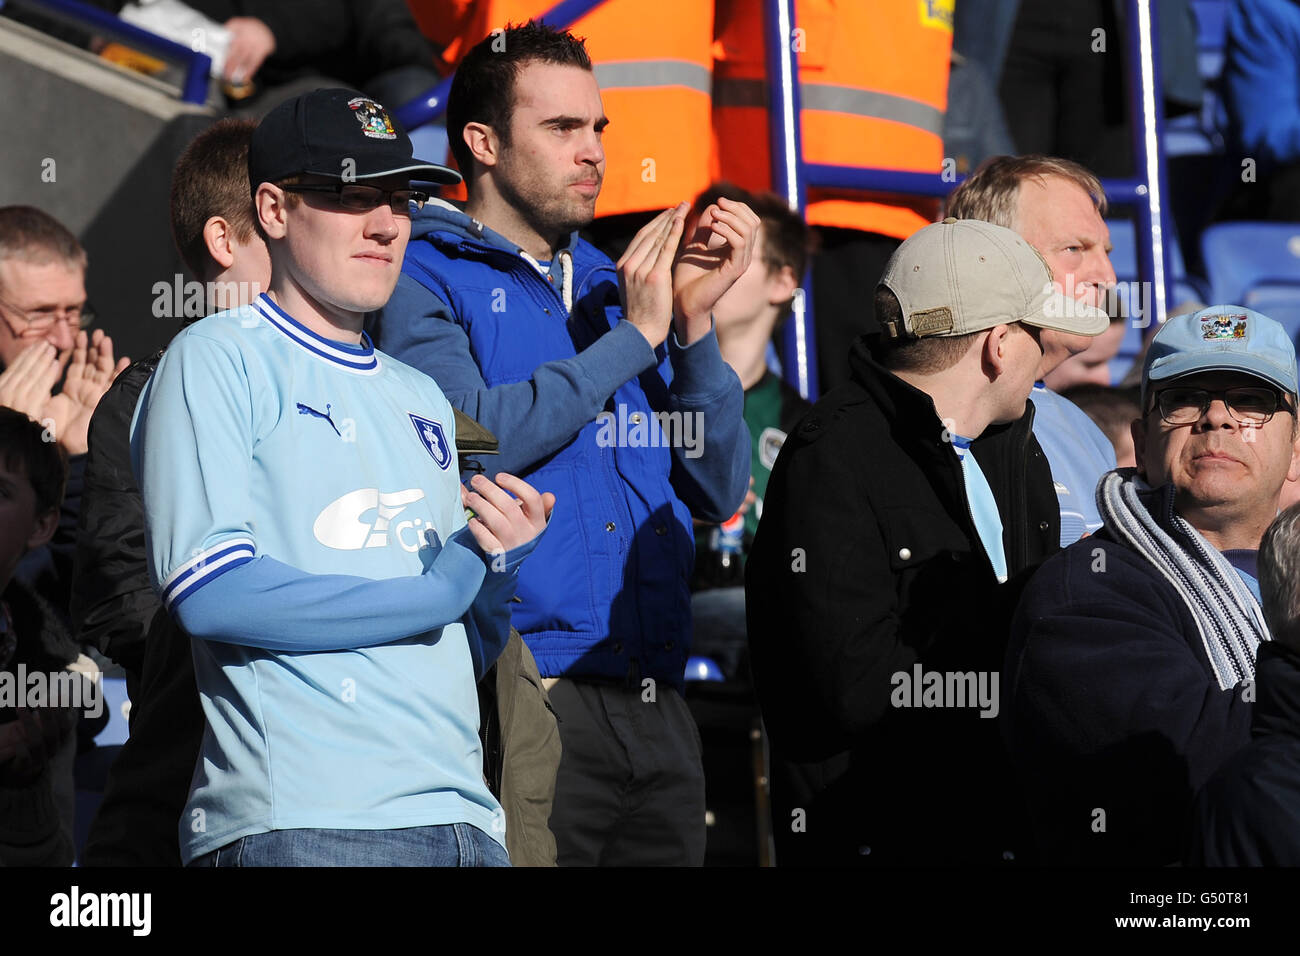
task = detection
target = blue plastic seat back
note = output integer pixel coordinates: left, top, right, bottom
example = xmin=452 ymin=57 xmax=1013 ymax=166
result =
xmin=1202 ymin=222 xmax=1300 ymax=304
xmin=1243 ymin=285 xmax=1300 ymax=342
xmin=685 ymin=655 xmax=726 ymax=682
xmin=96 ymin=676 xmax=131 ymax=746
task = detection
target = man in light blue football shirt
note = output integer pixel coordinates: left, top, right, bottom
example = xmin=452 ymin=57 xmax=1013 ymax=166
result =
xmin=133 ymin=89 xmax=553 ymax=867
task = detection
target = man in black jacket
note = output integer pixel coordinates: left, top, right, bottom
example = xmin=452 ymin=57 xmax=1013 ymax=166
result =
xmin=745 ymin=218 xmax=1106 ymax=865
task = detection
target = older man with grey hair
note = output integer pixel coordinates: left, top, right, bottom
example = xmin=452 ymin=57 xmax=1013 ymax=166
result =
xmin=947 ymin=155 xmax=1121 ymax=544
xmin=1191 ymin=502 xmax=1300 ymax=865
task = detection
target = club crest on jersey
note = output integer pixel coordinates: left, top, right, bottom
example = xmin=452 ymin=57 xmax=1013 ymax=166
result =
xmin=409 ymin=414 xmax=451 ymax=469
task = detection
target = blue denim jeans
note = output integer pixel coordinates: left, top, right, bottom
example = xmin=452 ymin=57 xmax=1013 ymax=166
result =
xmin=188 ymin=823 xmax=510 ymax=867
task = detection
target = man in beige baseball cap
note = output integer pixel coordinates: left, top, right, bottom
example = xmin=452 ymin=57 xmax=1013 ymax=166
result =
xmin=745 ymin=218 xmax=1105 ymax=866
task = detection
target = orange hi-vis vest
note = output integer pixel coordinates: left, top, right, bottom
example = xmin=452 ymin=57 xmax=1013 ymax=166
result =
xmin=431 ymin=0 xmax=718 ymax=217
xmin=714 ymin=0 xmax=953 ymax=239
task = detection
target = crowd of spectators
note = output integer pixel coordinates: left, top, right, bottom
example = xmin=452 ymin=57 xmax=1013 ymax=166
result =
xmin=3 ymin=2 xmax=1300 ymax=870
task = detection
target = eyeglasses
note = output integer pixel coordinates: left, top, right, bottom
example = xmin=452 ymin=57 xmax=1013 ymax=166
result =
xmin=0 ymin=291 xmax=94 ymax=337
xmin=1151 ymin=385 xmax=1296 ymax=426
xmin=280 ymin=183 xmax=430 ymax=215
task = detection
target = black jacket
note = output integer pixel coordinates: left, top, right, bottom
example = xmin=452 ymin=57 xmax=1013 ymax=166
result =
xmin=1190 ymin=640 xmax=1300 ymax=866
xmin=73 ymin=352 xmax=163 ymax=690
xmin=745 ymin=340 xmax=1059 ymax=865
xmin=76 ymin=351 xmax=204 ymax=866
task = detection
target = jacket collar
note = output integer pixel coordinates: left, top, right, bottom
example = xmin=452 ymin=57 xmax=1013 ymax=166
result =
xmin=848 ymin=338 xmax=946 ymax=436
xmin=846 ymin=337 xmax=1034 ymax=455
xmin=414 ymin=199 xmax=581 ymax=260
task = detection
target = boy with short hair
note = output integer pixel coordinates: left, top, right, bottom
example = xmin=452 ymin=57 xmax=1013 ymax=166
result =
xmin=134 ymin=89 xmax=552 ymax=866
xmin=77 ymin=119 xmax=270 ymax=866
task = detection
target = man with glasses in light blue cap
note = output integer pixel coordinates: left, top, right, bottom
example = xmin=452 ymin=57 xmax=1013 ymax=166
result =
xmin=1005 ymin=305 xmax=1300 ymax=866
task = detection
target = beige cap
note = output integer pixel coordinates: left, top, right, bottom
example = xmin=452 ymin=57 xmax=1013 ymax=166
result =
xmin=878 ymin=218 xmax=1108 ymax=340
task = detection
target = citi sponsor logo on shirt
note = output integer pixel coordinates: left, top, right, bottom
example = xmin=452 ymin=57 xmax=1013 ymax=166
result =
xmin=313 ymin=488 xmax=439 ymax=552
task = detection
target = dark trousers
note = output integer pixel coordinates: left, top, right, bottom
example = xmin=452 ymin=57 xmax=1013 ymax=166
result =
xmin=81 ymin=610 xmax=200 ymax=866
xmin=998 ymin=0 xmax=1132 ymax=178
xmin=546 ymin=678 xmax=706 ymax=866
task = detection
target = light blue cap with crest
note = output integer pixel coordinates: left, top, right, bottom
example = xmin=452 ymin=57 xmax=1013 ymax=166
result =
xmin=1141 ymin=305 xmax=1299 ymax=405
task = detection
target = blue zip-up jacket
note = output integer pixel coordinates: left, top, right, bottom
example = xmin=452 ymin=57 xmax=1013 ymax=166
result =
xmin=373 ymin=201 xmax=750 ymax=689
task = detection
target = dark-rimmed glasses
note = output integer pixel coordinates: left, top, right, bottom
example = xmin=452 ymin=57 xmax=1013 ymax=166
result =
xmin=280 ymin=183 xmax=430 ymax=215
xmin=0 ymin=291 xmax=94 ymax=337
xmin=1151 ymin=385 xmax=1295 ymax=426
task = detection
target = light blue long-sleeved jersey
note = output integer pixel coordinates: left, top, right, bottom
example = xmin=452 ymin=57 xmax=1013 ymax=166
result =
xmin=132 ymin=294 xmax=529 ymax=863
xmin=1029 ymin=384 xmax=1118 ymax=546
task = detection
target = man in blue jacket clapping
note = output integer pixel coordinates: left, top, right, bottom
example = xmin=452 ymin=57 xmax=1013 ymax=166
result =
xmin=373 ymin=20 xmax=752 ymax=866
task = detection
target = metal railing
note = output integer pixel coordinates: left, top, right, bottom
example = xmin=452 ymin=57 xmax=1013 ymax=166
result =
xmin=7 ymin=0 xmax=211 ymax=103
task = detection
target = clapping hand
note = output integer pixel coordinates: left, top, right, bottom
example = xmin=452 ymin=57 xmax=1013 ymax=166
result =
xmin=618 ymin=203 xmax=689 ymax=350
xmin=0 ymin=341 xmax=66 ymax=421
xmin=672 ymin=196 xmax=762 ymax=343
xmin=461 ymin=472 xmax=555 ymax=561
xmin=43 ymin=329 xmax=130 ymax=455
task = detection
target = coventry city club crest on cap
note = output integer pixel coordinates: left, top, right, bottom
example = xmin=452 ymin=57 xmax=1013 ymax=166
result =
xmin=349 ymin=97 xmax=396 ymax=140
xmin=409 ymin=414 xmax=451 ymax=469
xmin=1202 ymin=314 xmax=1248 ymax=340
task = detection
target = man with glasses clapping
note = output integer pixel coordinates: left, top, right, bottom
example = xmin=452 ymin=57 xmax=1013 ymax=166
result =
xmin=0 ymin=206 xmax=129 ymax=458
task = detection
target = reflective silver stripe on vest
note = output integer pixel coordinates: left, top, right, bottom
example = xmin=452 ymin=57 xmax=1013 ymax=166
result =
xmin=713 ymin=77 xmax=944 ymax=135
xmin=594 ymin=60 xmax=712 ymax=95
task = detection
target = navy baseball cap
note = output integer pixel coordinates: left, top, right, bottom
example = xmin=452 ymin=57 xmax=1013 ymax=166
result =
xmin=248 ymin=88 xmax=460 ymax=196
xmin=1141 ymin=305 xmax=1300 ymax=405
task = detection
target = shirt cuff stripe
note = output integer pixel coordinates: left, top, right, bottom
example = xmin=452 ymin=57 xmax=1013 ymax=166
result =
xmin=162 ymin=539 xmax=255 ymax=609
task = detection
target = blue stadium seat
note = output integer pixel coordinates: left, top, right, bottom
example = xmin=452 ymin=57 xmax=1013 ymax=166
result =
xmin=1105 ymin=220 xmax=1207 ymax=381
xmin=96 ymin=676 xmax=132 ymax=746
xmin=73 ymin=676 xmax=132 ymax=863
xmin=1106 ymin=219 xmax=1205 ymax=307
xmin=685 ymin=656 xmax=726 ymax=682
xmin=1202 ymin=222 xmax=1300 ymax=340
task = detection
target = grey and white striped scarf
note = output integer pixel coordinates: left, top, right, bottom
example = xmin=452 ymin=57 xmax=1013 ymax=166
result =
xmin=1096 ymin=469 xmax=1270 ymax=690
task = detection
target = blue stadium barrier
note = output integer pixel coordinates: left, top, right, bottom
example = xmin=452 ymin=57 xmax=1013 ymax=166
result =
xmin=15 ymin=0 xmax=212 ymax=103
